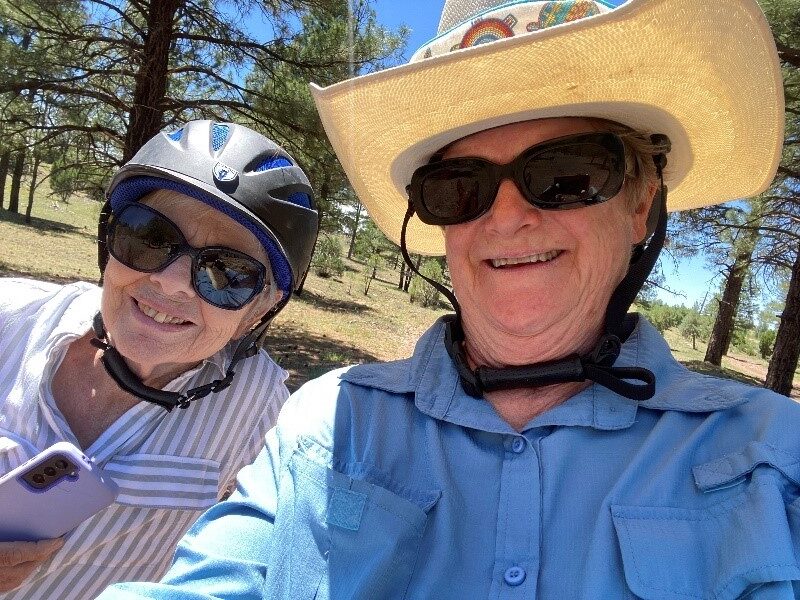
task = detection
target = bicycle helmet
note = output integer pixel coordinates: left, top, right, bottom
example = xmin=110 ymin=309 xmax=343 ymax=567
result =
xmin=100 ymin=120 xmax=318 ymax=298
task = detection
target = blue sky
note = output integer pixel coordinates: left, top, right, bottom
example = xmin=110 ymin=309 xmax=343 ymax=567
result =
xmin=370 ymin=0 xmax=714 ymax=307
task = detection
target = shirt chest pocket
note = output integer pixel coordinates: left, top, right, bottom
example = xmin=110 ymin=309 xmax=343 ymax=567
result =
xmin=612 ymin=442 xmax=800 ymax=600
xmin=102 ymin=453 xmax=221 ymax=510
xmin=268 ymin=441 xmax=440 ymax=600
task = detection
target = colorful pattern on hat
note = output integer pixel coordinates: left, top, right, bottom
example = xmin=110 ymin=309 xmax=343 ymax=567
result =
xmin=412 ymin=0 xmax=607 ymax=62
xmin=454 ymin=16 xmax=517 ymax=50
xmin=528 ymin=1 xmax=601 ymax=31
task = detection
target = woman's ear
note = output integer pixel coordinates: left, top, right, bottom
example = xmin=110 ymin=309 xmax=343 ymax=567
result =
xmin=233 ymin=288 xmax=284 ymax=339
xmin=631 ymin=180 xmax=658 ymax=245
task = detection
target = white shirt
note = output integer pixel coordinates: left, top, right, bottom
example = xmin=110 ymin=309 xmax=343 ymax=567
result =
xmin=0 ymin=278 xmax=288 ymax=599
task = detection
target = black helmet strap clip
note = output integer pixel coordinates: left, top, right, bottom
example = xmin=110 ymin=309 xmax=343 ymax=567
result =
xmin=90 ymin=311 xmax=264 ymax=411
xmin=440 ymin=313 xmax=656 ymax=399
xmin=400 ymin=135 xmax=670 ymax=402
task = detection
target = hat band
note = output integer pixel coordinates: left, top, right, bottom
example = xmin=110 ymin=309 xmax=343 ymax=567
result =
xmin=414 ymin=0 xmax=610 ymax=61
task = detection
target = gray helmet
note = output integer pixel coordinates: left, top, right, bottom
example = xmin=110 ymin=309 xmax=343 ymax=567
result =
xmin=101 ymin=120 xmax=318 ymax=296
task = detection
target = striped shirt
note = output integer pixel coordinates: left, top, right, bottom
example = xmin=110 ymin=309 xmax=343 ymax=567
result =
xmin=0 ymin=278 xmax=289 ymax=599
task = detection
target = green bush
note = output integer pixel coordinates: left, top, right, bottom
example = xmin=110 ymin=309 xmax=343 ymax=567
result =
xmin=733 ymin=336 xmax=758 ymax=358
xmin=678 ymin=310 xmax=708 ymax=350
xmin=758 ymin=329 xmax=777 ymax=359
xmin=409 ymin=259 xmax=444 ymax=308
xmin=643 ymin=302 xmax=684 ymax=333
xmin=312 ymin=235 xmax=345 ymax=278
xmin=49 ymin=161 xmax=81 ymax=204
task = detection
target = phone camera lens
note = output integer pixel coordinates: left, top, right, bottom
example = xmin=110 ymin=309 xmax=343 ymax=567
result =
xmin=32 ymin=473 xmax=45 ymax=484
xmin=55 ymin=459 xmax=69 ymax=470
xmin=44 ymin=466 xmax=57 ymax=477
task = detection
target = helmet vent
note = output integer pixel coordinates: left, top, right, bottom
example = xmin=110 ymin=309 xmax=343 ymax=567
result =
xmin=287 ymin=192 xmax=312 ymax=208
xmin=211 ymin=124 xmax=230 ymax=151
xmin=166 ymin=128 xmax=183 ymax=141
xmin=253 ymin=156 xmax=292 ymax=172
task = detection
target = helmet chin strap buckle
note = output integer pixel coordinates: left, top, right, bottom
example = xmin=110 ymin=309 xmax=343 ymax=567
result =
xmin=586 ymin=334 xmax=622 ymax=367
xmin=442 ymin=315 xmax=655 ymax=401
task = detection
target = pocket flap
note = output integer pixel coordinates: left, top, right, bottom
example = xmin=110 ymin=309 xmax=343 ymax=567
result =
xmin=290 ymin=451 xmax=440 ymax=531
xmin=103 ymin=453 xmax=220 ymax=510
xmin=612 ymin=482 xmax=800 ymax=600
xmin=693 ymin=442 xmax=800 ymax=492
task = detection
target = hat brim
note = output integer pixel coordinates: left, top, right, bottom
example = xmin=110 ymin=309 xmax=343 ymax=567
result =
xmin=311 ymin=0 xmax=783 ymax=256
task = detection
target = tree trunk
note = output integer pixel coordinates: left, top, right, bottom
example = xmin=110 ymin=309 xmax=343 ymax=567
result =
xmin=347 ymin=201 xmax=363 ymax=259
xmin=24 ymin=153 xmax=41 ymax=223
xmin=7 ymin=151 xmax=25 ymax=213
xmin=703 ymin=229 xmax=760 ymax=366
xmin=0 ymin=150 xmax=10 ymax=208
xmin=398 ymin=260 xmax=406 ymax=290
xmin=122 ymin=0 xmax=182 ymax=161
xmin=704 ymin=264 xmax=745 ymax=366
xmin=766 ymin=242 xmax=800 ymax=397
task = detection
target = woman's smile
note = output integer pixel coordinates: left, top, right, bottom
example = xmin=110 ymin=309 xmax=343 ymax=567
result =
xmin=488 ymin=249 xmax=563 ymax=269
xmin=132 ymin=298 xmax=193 ymax=328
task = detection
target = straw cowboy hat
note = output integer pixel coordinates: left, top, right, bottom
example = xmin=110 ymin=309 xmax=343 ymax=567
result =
xmin=311 ymin=0 xmax=784 ymax=256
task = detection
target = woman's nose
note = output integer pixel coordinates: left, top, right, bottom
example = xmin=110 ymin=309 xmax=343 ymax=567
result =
xmin=148 ymin=254 xmax=197 ymax=299
xmin=483 ymin=178 xmax=543 ymax=234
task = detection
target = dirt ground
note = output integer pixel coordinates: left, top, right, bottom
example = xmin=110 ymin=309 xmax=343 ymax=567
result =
xmin=723 ymin=352 xmax=800 ymax=399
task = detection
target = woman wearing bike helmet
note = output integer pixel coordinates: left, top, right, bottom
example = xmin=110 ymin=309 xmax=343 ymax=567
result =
xmin=0 ymin=120 xmax=317 ymax=599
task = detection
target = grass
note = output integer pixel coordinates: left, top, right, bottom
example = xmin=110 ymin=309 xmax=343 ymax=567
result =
xmin=662 ymin=329 xmax=769 ymax=388
xmin=0 ymin=203 xmax=101 ymax=283
xmin=1 ymin=170 xmax=102 ymax=283
xmin=661 ymin=327 xmax=800 ymax=398
xmin=2 ymin=172 xmax=798 ymax=396
xmin=262 ymin=266 xmax=448 ymax=390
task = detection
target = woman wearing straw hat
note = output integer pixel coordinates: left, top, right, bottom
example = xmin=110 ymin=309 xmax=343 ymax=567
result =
xmin=99 ymin=1 xmax=800 ymax=598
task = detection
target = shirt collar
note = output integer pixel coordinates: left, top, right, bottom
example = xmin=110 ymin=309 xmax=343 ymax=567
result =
xmin=623 ymin=317 xmax=749 ymax=413
xmin=340 ymin=315 xmax=748 ymax=433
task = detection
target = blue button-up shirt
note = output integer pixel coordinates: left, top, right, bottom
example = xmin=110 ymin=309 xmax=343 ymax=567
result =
xmin=100 ymin=317 xmax=800 ymax=599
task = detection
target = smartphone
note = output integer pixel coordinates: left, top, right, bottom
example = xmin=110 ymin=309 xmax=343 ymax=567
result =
xmin=0 ymin=441 xmax=119 ymax=542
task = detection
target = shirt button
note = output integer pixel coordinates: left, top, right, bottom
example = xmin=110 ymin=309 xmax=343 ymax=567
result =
xmin=511 ymin=437 xmax=526 ymax=453
xmin=504 ymin=566 xmax=526 ymax=586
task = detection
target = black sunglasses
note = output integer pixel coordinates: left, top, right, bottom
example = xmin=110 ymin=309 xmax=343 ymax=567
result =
xmin=107 ymin=203 xmax=267 ymax=310
xmin=408 ymin=132 xmax=627 ymax=226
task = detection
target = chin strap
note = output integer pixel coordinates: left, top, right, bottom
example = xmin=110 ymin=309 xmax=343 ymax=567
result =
xmin=441 ymin=312 xmax=656 ymax=400
xmin=90 ymin=311 xmax=267 ymax=411
xmin=401 ymin=135 xmax=670 ymax=402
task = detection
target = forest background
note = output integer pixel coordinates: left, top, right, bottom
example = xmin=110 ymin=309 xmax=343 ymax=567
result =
xmin=0 ymin=0 xmax=798 ymax=397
